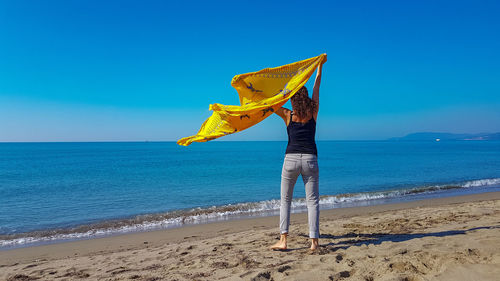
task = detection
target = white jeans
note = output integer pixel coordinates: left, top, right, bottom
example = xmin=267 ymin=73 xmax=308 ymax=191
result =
xmin=279 ymin=153 xmax=320 ymax=238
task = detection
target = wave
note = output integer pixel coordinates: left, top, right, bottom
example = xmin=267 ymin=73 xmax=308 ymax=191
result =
xmin=1 ymin=177 xmax=499 ymax=248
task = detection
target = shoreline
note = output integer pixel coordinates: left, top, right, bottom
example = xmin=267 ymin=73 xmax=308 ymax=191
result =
xmin=2 ymin=178 xmax=499 ymax=250
xmin=2 ymin=191 xmax=499 ymax=280
xmin=2 ymin=191 xmax=499 ymax=265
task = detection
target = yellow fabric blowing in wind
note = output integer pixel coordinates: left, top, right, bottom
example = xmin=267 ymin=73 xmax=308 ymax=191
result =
xmin=177 ymin=54 xmax=327 ymax=146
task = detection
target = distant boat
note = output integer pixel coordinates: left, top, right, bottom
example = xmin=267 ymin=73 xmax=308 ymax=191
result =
xmin=435 ymin=138 xmax=440 ymax=142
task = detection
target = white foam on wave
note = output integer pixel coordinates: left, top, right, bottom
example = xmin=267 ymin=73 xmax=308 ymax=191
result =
xmin=2 ymin=177 xmax=499 ymax=248
xmin=461 ymin=178 xmax=500 ymax=188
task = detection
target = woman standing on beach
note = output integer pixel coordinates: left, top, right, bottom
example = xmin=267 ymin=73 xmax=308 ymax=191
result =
xmin=271 ymin=60 xmax=324 ymax=251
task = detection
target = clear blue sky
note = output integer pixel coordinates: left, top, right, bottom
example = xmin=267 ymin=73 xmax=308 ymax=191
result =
xmin=1 ymin=0 xmax=499 ymax=141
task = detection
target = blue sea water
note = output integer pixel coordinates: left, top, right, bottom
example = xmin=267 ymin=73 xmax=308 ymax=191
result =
xmin=1 ymin=140 xmax=500 ymax=248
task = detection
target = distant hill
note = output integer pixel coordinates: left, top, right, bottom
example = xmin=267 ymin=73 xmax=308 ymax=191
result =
xmin=388 ymin=132 xmax=500 ymax=141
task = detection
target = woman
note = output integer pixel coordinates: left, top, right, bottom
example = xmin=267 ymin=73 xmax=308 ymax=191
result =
xmin=271 ymin=61 xmax=324 ymax=251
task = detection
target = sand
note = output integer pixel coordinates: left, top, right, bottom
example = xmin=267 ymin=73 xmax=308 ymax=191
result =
xmin=1 ymin=192 xmax=499 ymax=281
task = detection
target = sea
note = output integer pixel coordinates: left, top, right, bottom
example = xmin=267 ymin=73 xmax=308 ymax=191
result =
xmin=1 ymin=140 xmax=500 ymax=249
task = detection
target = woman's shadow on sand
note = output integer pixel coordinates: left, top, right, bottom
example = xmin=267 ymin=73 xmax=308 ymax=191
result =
xmin=286 ymin=225 xmax=500 ymax=252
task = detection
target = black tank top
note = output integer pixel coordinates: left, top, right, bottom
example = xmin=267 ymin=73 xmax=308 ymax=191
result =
xmin=285 ymin=111 xmax=318 ymax=155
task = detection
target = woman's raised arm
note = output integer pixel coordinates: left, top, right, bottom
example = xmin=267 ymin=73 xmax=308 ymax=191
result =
xmin=312 ymin=60 xmax=324 ymax=118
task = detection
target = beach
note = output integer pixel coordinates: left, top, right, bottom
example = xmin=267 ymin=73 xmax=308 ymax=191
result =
xmin=1 ymin=192 xmax=499 ymax=281
xmin=2 ymin=0 xmax=500 ymax=280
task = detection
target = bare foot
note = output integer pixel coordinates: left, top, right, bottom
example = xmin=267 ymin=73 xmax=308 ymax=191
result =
xmin=310 ymin=238 xmax=319 ymax=251
xmin=270 ymin=234 xmax=287 ymax=250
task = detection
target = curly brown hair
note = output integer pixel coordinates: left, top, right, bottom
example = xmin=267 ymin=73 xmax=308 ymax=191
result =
xmin=290 ymin=86 xmax=317 ymax=119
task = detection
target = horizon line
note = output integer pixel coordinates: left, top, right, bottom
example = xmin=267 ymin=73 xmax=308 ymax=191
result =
xmin=1 ymin=139 xmax=498 ymax=144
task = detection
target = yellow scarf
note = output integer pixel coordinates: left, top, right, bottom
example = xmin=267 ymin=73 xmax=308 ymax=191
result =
xmin=177 ymin=54 xmax=327 ymax=146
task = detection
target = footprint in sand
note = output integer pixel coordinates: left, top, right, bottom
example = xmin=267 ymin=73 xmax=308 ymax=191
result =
xmin=336 ymin=254 xmax=344 ymax=263
xmin=59 ymin=267 xmax=91 ymax=278
xmin=22 ymin=264 xmax=38 ymax=270
xmin=251 ymin=271 xmax=272 ymax=281
xmin=217 ymin=242 xmax=233 ymax=250
xmin=142 ymin=264 xmax=162 ymax=271
xmin=106 ymin=266 xmax=132 ymax=275
xmin=329 ymin=270 xmax=351 ymax=280
xmin=6 ymin=274 xmax=40 ymax=281
xmin=275 ymin=265 xmax=290 ymax=274
xmin=211 ymin=261 xmax=233 ymax=269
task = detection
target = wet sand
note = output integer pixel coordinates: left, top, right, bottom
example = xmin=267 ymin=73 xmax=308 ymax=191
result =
xmin=1 ymin=192 xmax=499 ymax=281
